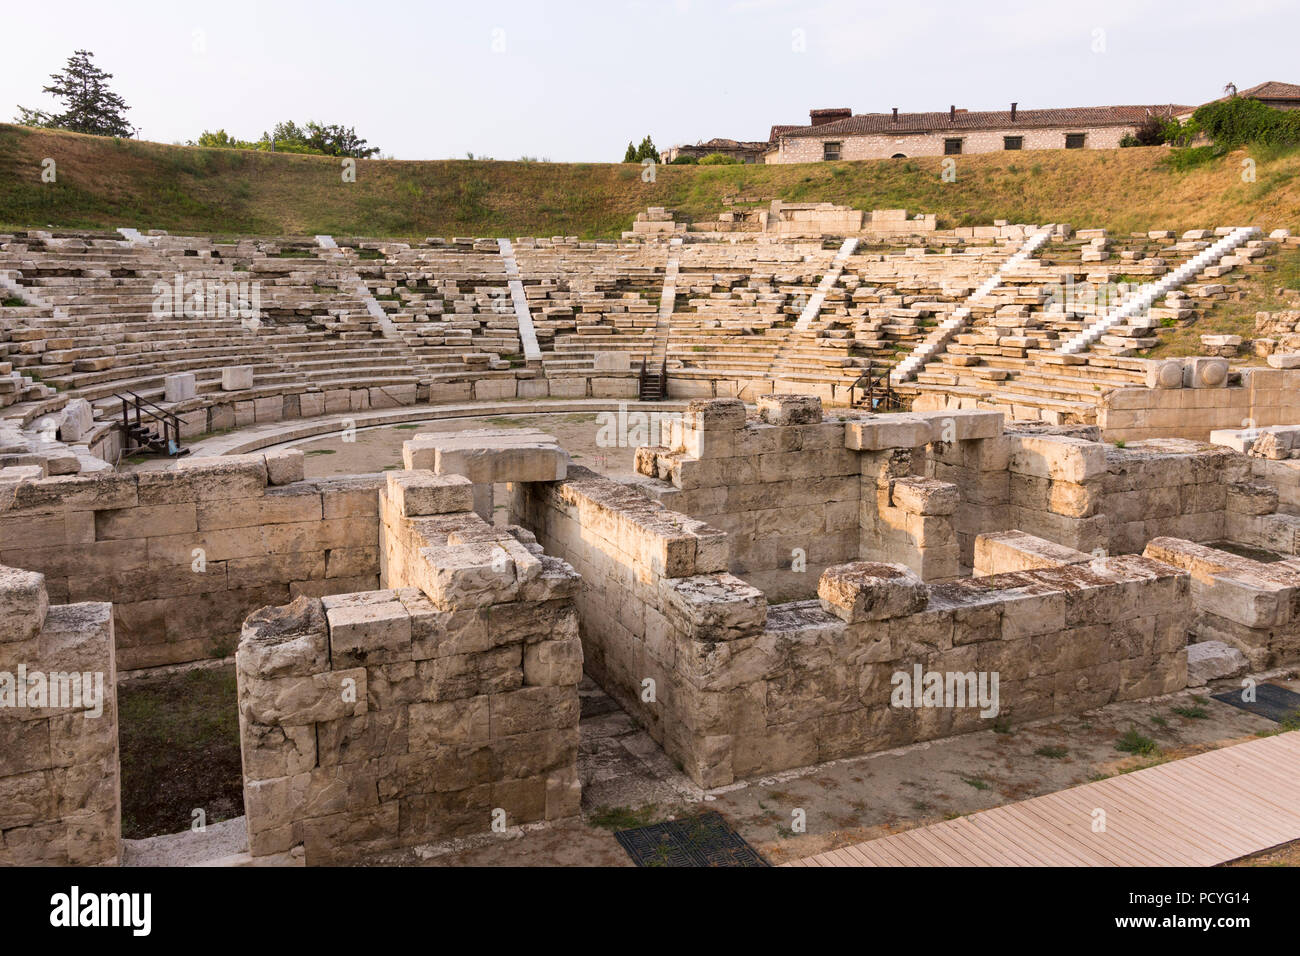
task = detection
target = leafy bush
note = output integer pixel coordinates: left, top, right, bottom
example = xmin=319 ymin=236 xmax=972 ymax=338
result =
xmin=191 ymin=120 xmax=379 ymax=157
xmin=698 ymin=152 xmax=742 ymax=165
xmin=669 ymin=154 xmax=697 ymax=164
xmin=1193 ymin=96 xmax=1300 ymax=148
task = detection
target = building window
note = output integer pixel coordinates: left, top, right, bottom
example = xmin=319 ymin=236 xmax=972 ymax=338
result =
xmin=1065 ymin=133 xmax=1086 ymax=149
xmin=822 ymin=141 xmax=842 ymax=161
xmin=944 ymin=138 xmax=963 ymax=155
xmin=1003 ymin=136 xmax=1023 ymax=150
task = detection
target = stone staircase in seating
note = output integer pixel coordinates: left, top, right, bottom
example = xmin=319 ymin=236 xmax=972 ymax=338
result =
xmin=890 ymin=227 xmax=1054 ymax=384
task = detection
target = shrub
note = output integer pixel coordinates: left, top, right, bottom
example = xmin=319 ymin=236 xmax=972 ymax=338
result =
xmin=669 ymin=154 xmax=697 ymax=164
xmin=698 ymin=153 xmax=743 ymax=165
xmin=1193 ymin=96 xmax=1300 ymax=148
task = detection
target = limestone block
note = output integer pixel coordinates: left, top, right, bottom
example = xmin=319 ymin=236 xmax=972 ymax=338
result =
xmin=756 ymin=394 xmax=823 ymax=426
xmin=403 ymin=429 xmax=567 ymax=483
xmin=683 ymin=399 xmax=747 ymax=432
xmin=58 ymin=399 xmax=95 ymax=442
xmin=386 ymin=471 xmax=473 ymax=517
xmin=222 ymin=365 xmax=254 ymax=391
xmin=3 ymin=472 xmax=138 ymax=514
xmin=326 ymin=597 xmax=413 ymax=666
xmin=973 ymin=531 xmax=1091 ymax=576
xmin=1010 ymin=435 xmax=1107 ymax=484
xmin=1145 ymin=359 xmax=1185 ymax=389
xmin=165 ymin=456 xmax=268 ymax=500
xmin=238 ymin=596 xmax=329 ymax=679
xmin=239 ymin=667 xmax=367 ymax=726
xmin=264 ymin=450 xmax=304 ymax=486
xmin=592 ymin=351 xmax=631 ymax=372
xmin=523 ymin=639 xmax=584 ymax=686
xmin=1202 ymin=572 xmax=1290 ymax=629
xmin=1226 ymin=481 xmax=1278 ymax=515
xmin=164 ymin=372 xmax=197 ymax=403
xmin=933 ymin=409 xmax=1003 ymax=442
xmin=1183 ymin=357 xmax=1229 ymax=388
xmin=659 ymin=574 xmax=767 ymax=641
xmin=414 ymin=542 xmax=520 ymax=610
xmin=890 ymin=477 xmax=959 ymax=515
xmin=1266 ymin=353 xmax=1300 ymax=369
xmin=1186 ymin=640 xmax=1248 ymax=687
xmin=818 ymin=562 xmax=928 ymax=623
xmin=845 ymin=414 xmax=934 ymax=451
xmin=0 ymin=566 xmax=49 ymax=643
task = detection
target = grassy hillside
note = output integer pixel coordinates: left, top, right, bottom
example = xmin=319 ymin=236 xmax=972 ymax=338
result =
xmin=2 ymin=123 xmax=1298 ymax=239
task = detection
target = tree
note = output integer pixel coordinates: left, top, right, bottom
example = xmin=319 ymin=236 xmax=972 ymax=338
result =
xmin=623 ymin=142 xmax=637 ymax=163
xmin=188 ymin=120 xmax=380 ymax=158
xmin=634 ymin=135 xmax=660 ymax=163
xmin=15 ymin=50 xmax=133 ymax=137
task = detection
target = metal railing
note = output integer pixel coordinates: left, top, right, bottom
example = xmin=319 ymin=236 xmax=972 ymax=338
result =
xmin=115 ymin=390 xmax=185 ymax=456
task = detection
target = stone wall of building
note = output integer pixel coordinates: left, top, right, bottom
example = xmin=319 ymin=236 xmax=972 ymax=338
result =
xmin=513 ymin=454 xmax=1190 ymax=788
xmin=773 ymin=125 xmax=1131 ymax=163
xmin=0 ymin=451 xmax=382 ymax=671
xmin=931 ymin=429 xmax=1248 ymax=562
xmin=632 ymin=396 xmax=862 ymax=600
xmin=0 ymin=566 xmax=120 ymax=866
xmin=1144 ymin=537 xmax=1300 ymax=669
xmin=1100 ymin=368 xmax=1300 ymax=443
xmin=237 ymin=470 xmax=582 ymax=864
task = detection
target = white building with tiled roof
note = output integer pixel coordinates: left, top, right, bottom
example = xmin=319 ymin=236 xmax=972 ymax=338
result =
xmin=764 ymin=103 xmax=1191 ymax=163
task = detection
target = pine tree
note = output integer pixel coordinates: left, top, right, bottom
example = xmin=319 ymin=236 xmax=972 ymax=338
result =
xmin=634 ymin=135 xmax=660 ymax=163
xmin=623 ymin=142 xmax=637 ymax=163
xmin=15 ymin=50 xmax=133 ymax=137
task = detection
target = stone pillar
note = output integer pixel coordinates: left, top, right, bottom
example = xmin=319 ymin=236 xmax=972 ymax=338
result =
xmin=0 ymin=565 xmax=120 ymax=866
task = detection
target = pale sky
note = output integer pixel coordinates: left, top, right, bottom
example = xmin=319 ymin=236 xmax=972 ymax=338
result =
xmin=4 ymin=0 xmax=1297 ymax=162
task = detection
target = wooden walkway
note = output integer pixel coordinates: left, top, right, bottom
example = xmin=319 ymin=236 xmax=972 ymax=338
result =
xmin=787 ymin=733 xmax=1300 ymax=867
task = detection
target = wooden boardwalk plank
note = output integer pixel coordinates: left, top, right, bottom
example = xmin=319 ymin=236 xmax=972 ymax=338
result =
xmin=786 ymin=734 xmax=1300 ymax=867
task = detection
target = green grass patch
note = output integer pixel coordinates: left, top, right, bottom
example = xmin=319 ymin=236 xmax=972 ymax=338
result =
xmin=1034 ymin=745 xmax=1069 ymax=759
xmin=587 ymin=804 xmax=660 ymax=830
xmin=1115 ymin=727 xmax=1160 ymax=756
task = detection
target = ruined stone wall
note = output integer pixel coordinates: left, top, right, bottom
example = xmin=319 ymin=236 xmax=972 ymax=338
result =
xmin=237 ymin=471 xmax=582 ymax=864
xmin=948 ymin=432 xmax=1247 ymax=559
xmin=513 ymin=460 xmax=1190 ymax=788
xmin=0 ymin=451 xmax=382 ymax=671
xmin=633 ymin=396 xmax=861 ymax=600
xmin=510 ymin=465 xmax=756 ymax=785
xmin=1100 ymin=368 xmax=1300 ymax=442
xmin=1144 ymin=537 xmax=1300 ymax=669
xmin=0 ymin=566 xmax=120 ymax=865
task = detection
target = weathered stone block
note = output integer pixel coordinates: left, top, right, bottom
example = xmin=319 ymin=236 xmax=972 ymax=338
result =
xmin=818 ymin=562 xmax=928 ymax=622
xmin=386 ymin=471 xmax=473 ymax=517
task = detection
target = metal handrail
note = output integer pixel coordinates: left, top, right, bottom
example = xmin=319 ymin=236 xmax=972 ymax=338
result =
xmin=114 ymin=390 xmax=185 ymax=456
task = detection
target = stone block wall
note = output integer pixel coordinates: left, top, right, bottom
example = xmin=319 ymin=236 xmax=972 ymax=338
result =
xmin=633 ymin=396 xmax=861 ymax=599
xmin=1100 ymin=368 xmax=1300 ymax=442
xmin=513 ymin=460 xmax=1191 ymax=788
xmin=1144 ymin=537 xmax=1300 ymax=669
xmin=237 ymin=471 xmax=583 ymax=864
xmin=0 ymin=565 xmax=120 ymax=866
xmin=963 ymin=432 xmax=1249 ymax=559
xmin=510 ymin=465 xmax=759 ymax=786
xmin=0 ymin=451 xmax=382 ymax=671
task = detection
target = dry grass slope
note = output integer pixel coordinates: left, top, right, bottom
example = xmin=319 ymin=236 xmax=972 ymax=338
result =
xmin=2 ymin=123 xmax=1299 ymax=239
